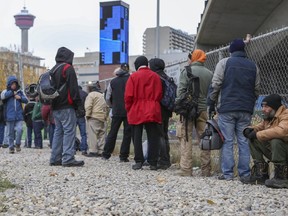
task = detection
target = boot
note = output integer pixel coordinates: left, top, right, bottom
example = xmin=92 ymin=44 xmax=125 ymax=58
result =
xmin=240 ymin=161 xmax=269 ymax=185
xmin=265 ymin=164 xmax=288 ymax=188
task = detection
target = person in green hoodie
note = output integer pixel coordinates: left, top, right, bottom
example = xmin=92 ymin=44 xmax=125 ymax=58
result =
xmin=31 ymin=96 xmax=44 ymax=149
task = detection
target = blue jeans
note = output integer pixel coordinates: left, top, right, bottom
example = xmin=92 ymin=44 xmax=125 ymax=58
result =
xmin=26 ymin=126 xmax=33 ymax=147
xmin=0 ymin=123 xmax=5 ymax=144
xmin=49 ymin=124 xmax=55 ymax=148
xmin=218 ymin=112 xmax=252 ymax=178
xmin=50 ymin=108 xmax=77 ymax=164
xmin=77 ymin=117 xmax=88 ymax=152
xmin=6 ymin=121 xmax=23 ymax=149
xmin=33 ymin=121 xmax=44 ymax=148
xmin=3 ymin=126 xmax=9 ymax=145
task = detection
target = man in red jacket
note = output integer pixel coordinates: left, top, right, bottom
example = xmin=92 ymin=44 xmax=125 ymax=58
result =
xmin=125 ymin=56 xmax=162 ymax=170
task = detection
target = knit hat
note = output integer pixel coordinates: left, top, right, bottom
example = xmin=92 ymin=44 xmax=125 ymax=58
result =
xmin=148 ymin=58 xmax=165 ymax=72
xmin=191 ymin=49 xmax=206 ymax=63
xmin=121 ymin=63 xmax=129 ymax=71
xmin=134 ymin=56 xmax=148 ymax=70
xmin=261 ymin=94 xmax=282 ymax=111
xmin=229 ymin=39 xmax=245 ymax=53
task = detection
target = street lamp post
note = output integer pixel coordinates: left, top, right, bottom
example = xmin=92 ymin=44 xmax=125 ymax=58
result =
xmin=155 ymin=0 xmax=160 ymax=58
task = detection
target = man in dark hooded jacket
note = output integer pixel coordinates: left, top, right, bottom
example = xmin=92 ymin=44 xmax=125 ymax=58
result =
xmin=149 ymin=58 xmax=172 ymax=169
xmin=102 ymin=63 xmax=132 ymax=162
xmin=49 ymin=47 xmax=85 ymax=167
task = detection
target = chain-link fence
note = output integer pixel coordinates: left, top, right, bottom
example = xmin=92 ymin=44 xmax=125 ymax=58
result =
xmin=204 ymin=26 xmax=288 ymax=103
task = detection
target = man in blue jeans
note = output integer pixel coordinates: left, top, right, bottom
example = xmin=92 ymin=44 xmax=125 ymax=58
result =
xmin=209 ymin=39 xmax=260 ymax=180
xmin=77 ymin=86 xmax=88 ymax=155
xmin=49 ymin=47 xmax=85 ymax=167
xmin=1 ymin=76 xmax=28 ymax=153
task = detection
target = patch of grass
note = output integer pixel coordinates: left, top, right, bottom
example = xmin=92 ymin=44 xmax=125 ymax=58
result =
xmin=0 ymin=174 xmax=16 ymax=192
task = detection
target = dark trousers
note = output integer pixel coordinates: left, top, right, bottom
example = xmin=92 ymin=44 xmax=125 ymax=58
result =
xmin=77 ymin=117 xmax=88 ymax=152
xmin=26 ymin=126 xmax=33 ymax=147
xmin=33 ymin=121 xmax=44 ymax=148
xmin=158 ymin=116 xmax=171 ymax=166
xmin=132 ymin=123 xmax=161 ymax=166
xmin=250 ymin=138 xmax=288 ymax=165
xmin=0 ymin=123 xmax=5 ymax=144
xmin=103 ymin=117 xmax=131 ymax=160
xmin=49 ymin=124 xmax=55 ymax=148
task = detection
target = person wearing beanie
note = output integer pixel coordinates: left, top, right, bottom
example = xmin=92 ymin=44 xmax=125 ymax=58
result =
xmin=175 ymin=49 xmax=213 ymax=177
xmin=125 ymin=55 xmax=162 ymax=170
xmin=240 ymin=94 xmax=288 ymax=188
xmin=209 ymin=38 xmax=260 ymax=181
xmin=149 ymin=58 xmax=171 ymax=169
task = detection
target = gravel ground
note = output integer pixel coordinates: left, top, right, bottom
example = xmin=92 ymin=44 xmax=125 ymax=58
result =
xmin=0 ymin=144 xmax=288 ymax=216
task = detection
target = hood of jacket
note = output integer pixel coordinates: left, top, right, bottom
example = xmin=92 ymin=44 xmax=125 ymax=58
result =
xmin=55 ymin=47 xmax=74 ymax=65
xmin=116 ymin=69 xmax=130 ymax=77
xmin=7 ymin=76 xmax=18 ymax=88
xmin=149 ymin=58 xmax=165 ymax=72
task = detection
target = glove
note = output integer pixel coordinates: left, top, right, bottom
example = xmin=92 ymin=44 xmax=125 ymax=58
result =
xmin=243 ymin=128 xmax=254 ymax=138
xmin=75 ymin=108 xmax=85 ymax=118
xmin=247 ymin=130 xmax=257 ymax=140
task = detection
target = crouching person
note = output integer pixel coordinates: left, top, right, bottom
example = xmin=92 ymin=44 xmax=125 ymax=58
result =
xmin=240 ymin=94 xmax=288 ymax=188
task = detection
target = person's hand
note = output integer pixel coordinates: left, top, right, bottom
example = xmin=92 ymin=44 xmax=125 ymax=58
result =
xmin=243 ymin=128 xmax=256 ymax=139
xmin=14 ymin=95 xmax=21 ymax=100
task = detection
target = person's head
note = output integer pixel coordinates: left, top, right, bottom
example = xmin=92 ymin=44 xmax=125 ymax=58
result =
xmin=120 ymin=63 xmax=129 ymax=72
xmin=261 ymin=94 xmax=282 ymax=120
xmin=148 ymin=58 xmax=165 ymax=72
xmin=7 ymin=76 xmax=19 ymax=90
xmin=229 ymin=39 xmax=245 ymax=53
xmin=188 ymin=49 xmax=206 ymax=63
xmin=134 ymin=56 xmax=148 ymax=71
xmin=55 ymin=47 xmax=74 ymax=65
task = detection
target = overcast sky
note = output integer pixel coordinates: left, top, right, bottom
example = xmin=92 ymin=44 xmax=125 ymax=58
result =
xmin=0 ymin=0 xmax=205 ymax=68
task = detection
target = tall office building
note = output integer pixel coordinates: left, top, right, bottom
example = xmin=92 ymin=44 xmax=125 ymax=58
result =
xmin=99 ymin=1 xmax=129 ymax=65
xmin=143 ymin=26 xmax=195 ymax=56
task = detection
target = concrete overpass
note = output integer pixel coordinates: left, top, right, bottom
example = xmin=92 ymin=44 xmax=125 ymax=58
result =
xmin=195 ymin=0 xmax=288 ymax=50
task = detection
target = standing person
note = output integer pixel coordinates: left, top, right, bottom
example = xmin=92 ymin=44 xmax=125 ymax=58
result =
xmin=49 ymin=47 xmax=85 ymax=167
xmin=149 ymin=58 xmax=172 ymax=169
xmin=77 ymin=86 xmax=88 ymax=155
xmin=176 ymin=49 xmax=213 ymax=177
xmin=85 ymin=86 xmax=108 ymax=157
xmin=1 ymin=76 xmax=28 ymax=153
xmin=31 ymin=97 xmax=44 ymax=149
xmin=125 ymin=56 xmax=162 ymax=170
xmin=102 ymin=63 xmax=132 ymax=162
xmin=0 ymin=92 xmax=5 ymax=148
xmin=23 ymin=97 xmax=36 ymax=148
xmin=209 ymin=39 xmax=260 ymax=180
xmin=41 ymin=104 xmax=55 ymax=148
xmin=240 ymin=94 xmax=288 ymax=188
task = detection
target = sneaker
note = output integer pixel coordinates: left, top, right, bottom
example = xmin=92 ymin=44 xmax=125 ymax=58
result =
xmin=218 ymin=174 xmax=233 ymax=181
xmin=9 ymin=148 xmax=15 ymax=154
xmin=62 ymin=160 xmax=85 ymax=167
xmin=84 ymin=152 xmax=98 ymax=157
xmin=81 ymin=151 xmax=88 ymax=156
xmin=240 ymin=175 xmax=267 ymax=185
xmin=157 ymin=164 xmax=171 ymax=170
xmin=120 ymin=158 xmax=129 ymax=162
xmin=15 ymin=144 xmax=21 ymax=152
xmin=132 ymin=162 xmax=143 ymax=170
xmin=2 ymin=144 xmax=8 ymax=148
xmin=50 ymin=161 xmax=62 ymax=166
xmin=176 ymin=170 xmax=192 ymax=177
xmin=102 ymin=156 xmax=109 ymax=161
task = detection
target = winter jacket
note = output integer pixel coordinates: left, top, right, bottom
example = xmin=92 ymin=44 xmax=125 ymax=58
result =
xmin=124 ymin=66 xmax=162 ymax=125
xmin=24 ymin=100 xmax=36 ymax=127
xmin=0 ymin=96 xmax=5 ymax=123
xmin=252 ymin=105 xmax=288 ymax=142
xmin=210 ymin=51 xmax=260 ymax=114
xmin=85 ymin=91 xmax=108 ymax=122
xmin=105 ymin=69 xmax=130 ymax=117
xmin=177 ymin=62 xmax=213 ymax=112
xmin=51 ymin=47 xmax=82 ymax=111
xmin=41 ymin=104 xmax=55 ymax=125
xmin=32 ymin=102 xmax=43 ymax=121
xmin=1 ymin=76 xmax=28 ymax=121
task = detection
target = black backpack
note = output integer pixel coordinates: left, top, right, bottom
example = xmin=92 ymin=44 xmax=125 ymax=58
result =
xmin=160 ymin=75 xmax=177 ymax=112
xmin=37 ymin=63 xmax=69 ymax=105
xmin=174 ymin=65 xmax=200 ymax=120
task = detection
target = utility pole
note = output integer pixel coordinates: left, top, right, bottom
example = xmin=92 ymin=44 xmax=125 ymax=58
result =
xmin=155 ymin=0 xmax=160 ymax=58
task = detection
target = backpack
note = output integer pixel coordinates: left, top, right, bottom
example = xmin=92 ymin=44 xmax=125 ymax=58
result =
xmin=160 ymin=76 xmax=177 ymax=112
xmin=200 ymin=119 xmax=224 ymax=150
xmin=37 ymin=63 xmax=69 ymax=105
xmin=174 ymin=66 xmax=200 ymax=121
